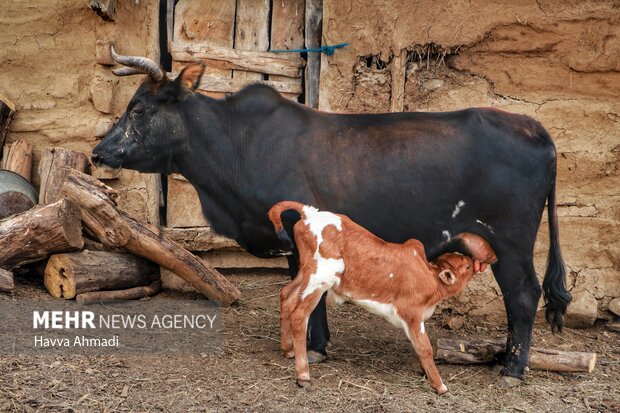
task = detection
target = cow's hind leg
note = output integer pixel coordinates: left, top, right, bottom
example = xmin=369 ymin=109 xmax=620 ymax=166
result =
xmin=492 ymin=245 xmax=541 ymax=384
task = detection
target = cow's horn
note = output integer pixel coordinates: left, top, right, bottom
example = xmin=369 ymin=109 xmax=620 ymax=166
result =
xmin=111 ymin=46 xmax=164 ymax=81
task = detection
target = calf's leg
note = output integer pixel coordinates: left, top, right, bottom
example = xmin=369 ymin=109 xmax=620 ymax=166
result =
xmin=405 ymin=319 xmax=448 ymax=395
xmin=289 ymin=289 xmax=328 ymax=386
xmin=280 ymin=278 xmax=302 ymax=358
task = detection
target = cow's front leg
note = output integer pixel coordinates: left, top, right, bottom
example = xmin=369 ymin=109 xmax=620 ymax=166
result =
xmin=405 ymin=318 xmax=448 ymax=395
xmin=492 ymin=251 xmax=540 ymax=386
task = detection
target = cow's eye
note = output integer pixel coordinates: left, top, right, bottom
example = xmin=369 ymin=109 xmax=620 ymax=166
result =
xmin=133 ymin=105 xmax=144 ymax=115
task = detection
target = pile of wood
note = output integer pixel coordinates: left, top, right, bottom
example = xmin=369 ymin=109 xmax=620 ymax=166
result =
xmin=0 ymin=144 xmax=240 ymax=305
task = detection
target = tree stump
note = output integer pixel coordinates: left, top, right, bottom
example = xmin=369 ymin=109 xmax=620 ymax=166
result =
xmin=38 ymin=147 xmax=90 ymax=204
xmin=0 ymin=199 xmax=84 ymax=268
xmin=58 ymin=168 xmax=240 ymax=305
xmin=76 ymin=279 xmax=161 ymax=304
xmin=44 ymin=250 xmax=159 ymax=299
xmin=0 ymin=268 xmax=13 ymax=294
xmin=2 ymin=139 xmax=34 ymax=182
xmin=435 ymin=338 xmax=597 ymax=373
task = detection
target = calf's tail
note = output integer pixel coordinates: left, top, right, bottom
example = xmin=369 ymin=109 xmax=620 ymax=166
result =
xmin=542 ymin=154 xmax=571 ymax=333
xmin=268 ymin=201 xmax=307 ymax=246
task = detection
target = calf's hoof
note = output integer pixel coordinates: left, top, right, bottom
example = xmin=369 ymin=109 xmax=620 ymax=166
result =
xmin=307 ymin=350 xmax=326 ymax=364
xmin=436 ymin=384 xmax=449 ymax=396
xmin=497 ymin=375 xmax=523 ymax=388
xmin=296 ymin=379 xmax=312 ymax=388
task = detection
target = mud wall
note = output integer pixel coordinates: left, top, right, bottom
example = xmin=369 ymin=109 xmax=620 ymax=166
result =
xmin=320 ymin=0 xmax=619 ymax=322
xmin=0 ymin=0 xmax=160 ymax=223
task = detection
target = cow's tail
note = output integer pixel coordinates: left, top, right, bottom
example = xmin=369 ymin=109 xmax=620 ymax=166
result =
xmin=542 ymin=135 xmax=571 ymax=333
xmin=268 ymin=201 xmax=307 ymax=247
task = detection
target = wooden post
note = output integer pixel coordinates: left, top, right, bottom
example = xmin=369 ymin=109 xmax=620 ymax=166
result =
xmin=234 ymin=0 xmax=270 ymax=81
xmin=0 ymin=199 xmax=84 ymax=268
xmin=76 ymin=279 xmax=162 ymax=304
xmin=44 ymin=250 xmax=159 ymax=299
xmin=390 ymin=48 xmax=407 ymax=112
xmin=305 ymin=0 xmax=323 ymax=108
xmin=435 ymin=338 xmax=597 ymax=373
xmin=0 ymin=92 xmax=15 ymax=154
xmin=38 ymin=147 xmax=90 ymax=204
xmin=58 ymin=169 xmax=240 ymax=305
xmin=0 ymin=268 xmax=13 ymax=294
xmin=2 ymin=139 xmax=34 ymax=182
xmin=271 ymin=0 xmax=305 ymax=100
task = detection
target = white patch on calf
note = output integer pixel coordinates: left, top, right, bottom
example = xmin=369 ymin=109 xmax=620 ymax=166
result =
xmin=451 ymin=200 xmax=466 ymax=218
xmin=413 ymin=249 xmax=417 ymax=256
xmin=420 ymin=321 xmax=425 ymax=334
xmin=301 ymin=206 xmax=345 ymax=299
xmin=422 ymin=305 xmax=436 ymax=321
xmin=354 ymin=299 xmax=405 ymax=329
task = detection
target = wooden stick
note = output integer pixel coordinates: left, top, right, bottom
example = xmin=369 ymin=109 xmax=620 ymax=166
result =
xmin=44 ymin=250 xmax=159 ymax=299
xmin=234 ymin=0 xmax=270 ymax=81
xmin=0 ymin=199 xmax=84 ymax=268
xmin=435 ymin=338 xmax=597 ymax=373
xmin=1 ymin=139 xmax=34 ymax=182
xmin=38 ymin=147 xmax=91 ymax=204
xmin=171 ymin=41 xmax=304 ymax=78
xmin=0 ymin=92 xmax=15 ymax=152
xmin=76 ymin=279 xmax=161 ymax=304
xmin=165 ymin=73 xmax=303 ymax=95
xmin=58 ymin=169 xmax=240 ymax=305
xmin=270 ymin=0 xmax=305 ymax=100
xmin=161 ymin=227 xmax=241 ymax=252
xmin=390 ymin=49 xmax=407 ymax=112
xmin=0 ymin=268 xmax=13 ymax=294
xmin=304 ymin=0 xmax=323 ymax=108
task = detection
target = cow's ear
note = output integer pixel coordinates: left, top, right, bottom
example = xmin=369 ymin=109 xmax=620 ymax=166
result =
xmin=175 ymin=63 xmax=206 ymax=92
xmin=438 ymin=269 xmax=456 ymax=285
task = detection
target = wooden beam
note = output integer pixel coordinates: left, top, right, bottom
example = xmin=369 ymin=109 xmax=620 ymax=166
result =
xmin=304 ymin=0 xmax=323 ymax=108
xmin=38 ymin=147 xmax=91 ymax=204
xmin=0 ymin=91 xmax=15 ymax=152
xmin=76 ymin=279 xmax=161 ymax=304
xmin=234 ymin=0 xmax=270 ymax=81
xmin=162 ymin=227 xmax=241 ymax=252
xmin=271 ymin=0 xmax=305 ymax=99
xmin=166 ymin=73 xmax=302 ymax=94
xmin=390 ymin=48 xmax=407 ymax=112
xmin=171 ymin=41 xmax=305 ymax=78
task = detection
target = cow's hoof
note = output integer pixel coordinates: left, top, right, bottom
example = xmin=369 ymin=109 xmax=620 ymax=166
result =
xmin=437 ymin=384 xmax=449 ymax=395
xmin=297 ymin=379 xmax=312 ymax=388
xmin=307 ymin=350 xmax=326 ymax=364
xmin=497 ymin=376 xmax=522 ymax=388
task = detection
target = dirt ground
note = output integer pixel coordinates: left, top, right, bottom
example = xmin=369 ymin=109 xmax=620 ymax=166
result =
xmin=1 ymin=271 xmax=619 ymax=413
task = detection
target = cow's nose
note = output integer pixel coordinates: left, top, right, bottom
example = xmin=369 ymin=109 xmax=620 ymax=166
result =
xmin=91 ymin=153 xmax=100 ymax=165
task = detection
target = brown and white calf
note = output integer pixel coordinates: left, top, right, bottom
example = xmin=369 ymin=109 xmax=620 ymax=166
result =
xmin=268 ymin=201 xmax=497 ymax=394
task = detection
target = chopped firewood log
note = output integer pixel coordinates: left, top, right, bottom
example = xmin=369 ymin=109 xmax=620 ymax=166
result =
xmin=58 ymin=168 xmax=240 ymax=305
xmin=0 ymin=199 xmax=84 ymax=268
xmin=44 ymin=250 xmax=159 ymax=299
xmin=0 ymin=268 xmax=13 ymax=294
xmin=38 ymin=147 xmax=90 ymax=204
xmin=435 ymin=338 xmax=596 ymax=373
xmin=2 ymin=139 xmax=34 ymax=182
xmin=0 ymin=92 xmax=15 ymax=152
xmin=76 ymin=279 xmax=161 ymax=304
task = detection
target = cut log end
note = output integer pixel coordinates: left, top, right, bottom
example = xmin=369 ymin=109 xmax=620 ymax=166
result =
xmin=0 ymin=268 xmax=14 ymax=294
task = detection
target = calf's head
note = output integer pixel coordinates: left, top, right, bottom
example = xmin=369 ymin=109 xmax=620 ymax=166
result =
xmin=92 ymin=48 xmax=207 ymax=174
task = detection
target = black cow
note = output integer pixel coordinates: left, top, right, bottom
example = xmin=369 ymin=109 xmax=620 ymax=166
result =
xmin=92 ymin=52 xmax=571 ymax=385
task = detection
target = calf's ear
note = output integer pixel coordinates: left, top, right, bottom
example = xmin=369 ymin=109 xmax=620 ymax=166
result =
xmin=438 ymin=269 xmax=456 ymax=285
xmin=175 ymin=63 xmax=206 ymax=93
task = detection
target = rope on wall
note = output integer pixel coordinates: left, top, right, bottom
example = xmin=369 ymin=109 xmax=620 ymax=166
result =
xmin=270 ymin=42 xmax=349 ymax=56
